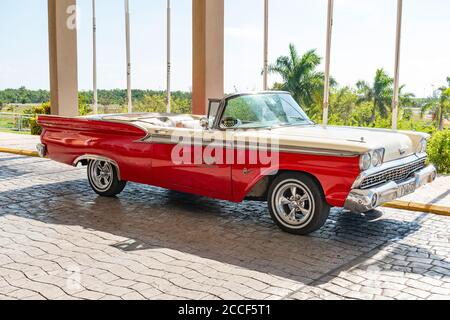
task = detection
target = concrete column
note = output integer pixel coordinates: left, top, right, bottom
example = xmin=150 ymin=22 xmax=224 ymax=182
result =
xmin=48 ymin=0 xmax=79 ymax=117
xmin=192 ymin=0 xmax=224 ymax=115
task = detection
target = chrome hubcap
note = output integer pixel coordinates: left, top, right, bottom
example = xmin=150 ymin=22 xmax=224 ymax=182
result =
xmin=90 ymin=161 xmax=113 ymax=191
xmin=274 ymin=181 xmax=314 ymax=227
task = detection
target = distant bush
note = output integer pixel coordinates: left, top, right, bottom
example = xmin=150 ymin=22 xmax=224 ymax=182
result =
xmin=78 ymin=93 xmax=93 ymax=116
xmin=427 ymin=130 xmax=450 ymax=174
xmin=30 ymin=117 xmax=42 ymax=135
xmin=25 ymin=102 xmax=51 ymax=136
xmin=134 ymin=94 xmax=192 ymax=114
xmin=397 ymin=119 xmax=438 ymax=135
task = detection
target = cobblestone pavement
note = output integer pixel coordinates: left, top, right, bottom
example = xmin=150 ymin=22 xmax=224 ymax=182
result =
xmin=0 ymin=152 xmax=449 ymax=300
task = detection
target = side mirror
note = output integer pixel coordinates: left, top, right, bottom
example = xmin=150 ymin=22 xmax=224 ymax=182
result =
xmin=200 ymin=117 xmax=209 ymax=130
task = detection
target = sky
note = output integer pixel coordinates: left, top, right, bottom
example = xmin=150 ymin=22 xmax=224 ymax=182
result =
xmin=0 ymin=0 xmax=449 ymax=97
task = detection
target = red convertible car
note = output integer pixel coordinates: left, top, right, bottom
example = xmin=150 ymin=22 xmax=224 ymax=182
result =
xmin=37 ymin=91 xmax=437 ymax=235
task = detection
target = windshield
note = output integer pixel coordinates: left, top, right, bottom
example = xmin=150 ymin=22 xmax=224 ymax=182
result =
xmin=221 ymin=93 xmax=313 ymax=129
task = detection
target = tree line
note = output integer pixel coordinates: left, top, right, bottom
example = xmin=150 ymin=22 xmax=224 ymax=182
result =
xmin=1 ymin=44 xmax=448 ymax=132
xmin=0 ymin=88 xmax=191 ymax=107
xmin=269 ymin=44 xmax=449 ymax=132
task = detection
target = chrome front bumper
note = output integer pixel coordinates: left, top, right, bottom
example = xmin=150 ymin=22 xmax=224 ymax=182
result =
xmin=344 ymin=165 xmax=437 ymax=213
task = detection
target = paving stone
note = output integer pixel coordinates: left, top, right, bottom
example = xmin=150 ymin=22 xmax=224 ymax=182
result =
xmin=428 ymin=294 xmax=450 ymax=300
xmin=402 ymin=287 xmax=431 ymax=299
xmin=8 ymin=289 xmax=39 ymax=299
xmin=121 ymin=292 xmax=146 ymax=300
xmin=429 ymin=286 xmax=450 ymax=296
xmin=73 ymin=290 xmax=106 ymax=300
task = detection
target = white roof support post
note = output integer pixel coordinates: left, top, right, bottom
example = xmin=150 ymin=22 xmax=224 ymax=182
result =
xmin=92 ymin=0 xmax=98 ymax=114
xmin=192 ymin=0 xmax=224 ymax=115
xmin=392 ymin=0 xmax=403 ymax=130
xmin=167 ymin=0 xmax=172 ymax=113
xmin=263 ymin=0 xmax=269 ymax=91
xmin=47 ymin=0 xmax=79 ymax=117
xmin=125 ymin=0 xmax=132 ymax=114
xmin=322 ymin=0 xmax=334 ymax=128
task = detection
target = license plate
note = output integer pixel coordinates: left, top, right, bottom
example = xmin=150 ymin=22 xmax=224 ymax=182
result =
xmin=398 ymin=181 xmax=416 ymax=198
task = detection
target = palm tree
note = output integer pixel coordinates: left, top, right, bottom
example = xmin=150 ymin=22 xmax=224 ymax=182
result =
xmin=437 ymin=78 xmax=450 ymax=130
xmin=399 ymin=85 xmax=416 ymax=109
xmin=421 ymin=77 xmax=450 ymax=130
xmin=356 ymin=69 xmax=393 ymax=123
xmin=268 ymin=44 xmax=329 ymax=119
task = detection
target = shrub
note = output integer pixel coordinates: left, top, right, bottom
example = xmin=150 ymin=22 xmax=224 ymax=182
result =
xmin=134 ymin=94 xmax=192 ymax=114
xmin=30 ymin=117 xmax=42 ymax=135
xmin=24 ymin=102 xmax=51 ymax=135
xmin=427 ymin=130 xmax=450 ymax=174
xmin=78 ymin=93 xmax=92 ymax=116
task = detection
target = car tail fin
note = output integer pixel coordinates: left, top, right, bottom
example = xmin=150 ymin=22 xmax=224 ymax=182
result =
xmin=37 ymin=115 xmax=147 ymax=139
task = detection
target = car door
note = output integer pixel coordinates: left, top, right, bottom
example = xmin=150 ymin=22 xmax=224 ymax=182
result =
xmin=151 ymin=100 xmax=233 ymax=200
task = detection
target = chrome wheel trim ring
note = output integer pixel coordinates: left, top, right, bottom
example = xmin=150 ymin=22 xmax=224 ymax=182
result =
xmin=271 ymin=179 xmax=315 ymax=229
xmin=89 ymin=160 xmax=114 ymax=192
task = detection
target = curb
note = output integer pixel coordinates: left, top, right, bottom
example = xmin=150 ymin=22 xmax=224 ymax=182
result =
xmin=383 ymin=201 xmax=450 ymax=217
xmin=0 ymin=147 xmax=40 ymax=158
xmin=1 ymin=146 xmax=449 ymax=217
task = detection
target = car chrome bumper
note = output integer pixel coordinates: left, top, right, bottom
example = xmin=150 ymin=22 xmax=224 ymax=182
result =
xmin=36 ymin=143 xmax=47 ymax=158
xmin=344 ymin=165 xmax=437 ymax=213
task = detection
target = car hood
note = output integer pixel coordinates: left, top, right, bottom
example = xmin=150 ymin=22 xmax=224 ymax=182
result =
xmin=250 ymin=125 xmax=428 ymax=162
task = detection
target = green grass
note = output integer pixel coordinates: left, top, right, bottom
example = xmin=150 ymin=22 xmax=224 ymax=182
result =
xmin=0 ymin=129 xmax=31 ymax=135
xmin=0 ymin=115 xmax=32 ymax=134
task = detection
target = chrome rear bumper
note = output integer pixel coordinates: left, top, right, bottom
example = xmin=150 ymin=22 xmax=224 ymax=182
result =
xmin=344 ymin=165 xmax=437 ymax=213
xmin=36 ymin=144 xmax=47 ymax=158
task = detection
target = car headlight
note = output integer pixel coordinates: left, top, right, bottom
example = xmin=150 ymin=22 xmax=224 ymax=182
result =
xmin=417 ymin=138 xmax=427 ymax=154
xmin=360 ymin=149 xmax=385 ymax=171
xmin=360 ymin=153 xmax=372 ymax=171
xmin=372 ymin=149 xmax=385 ymax=167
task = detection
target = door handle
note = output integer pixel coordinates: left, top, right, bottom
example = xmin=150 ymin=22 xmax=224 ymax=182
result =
xmin=154 ymin=129 xmax=169 ymax=135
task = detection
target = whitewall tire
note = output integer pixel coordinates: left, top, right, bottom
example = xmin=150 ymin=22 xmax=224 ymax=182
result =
xmin=268 ymin=173 xmax=330 ymax=235
xmin=87 ymin=160 xmax=127 ymax=197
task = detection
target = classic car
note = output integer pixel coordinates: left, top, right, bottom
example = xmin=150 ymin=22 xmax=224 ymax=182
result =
xmin=37 ymin=91 xmax=437 ymax=235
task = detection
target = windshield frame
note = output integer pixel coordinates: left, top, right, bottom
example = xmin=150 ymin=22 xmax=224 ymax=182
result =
xmin=214 ymin=92 xmax=314 ymax=130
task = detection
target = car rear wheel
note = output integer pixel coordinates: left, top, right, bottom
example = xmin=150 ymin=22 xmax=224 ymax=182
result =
xmin=268 ymin=173 xmax=330 ymax=235
xmin=87 ymin=160 xmax=127 ymax=197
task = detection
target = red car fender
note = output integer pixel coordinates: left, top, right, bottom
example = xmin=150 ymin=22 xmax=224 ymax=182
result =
xmin=231 ymin=153 xmax=360 ymax=207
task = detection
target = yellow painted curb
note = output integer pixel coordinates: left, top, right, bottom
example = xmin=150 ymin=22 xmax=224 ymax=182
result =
xmin=384 ymin=200 xmax=450 ymax=217
xmin=0 ymin=147 xmax=39 ymax=158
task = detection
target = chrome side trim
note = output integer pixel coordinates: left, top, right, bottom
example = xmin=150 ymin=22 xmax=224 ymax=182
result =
xmin=344 ymin=165 xmax=437 ymax=213
xmin=277 ymin=144 xmax=359 ymax=157
xmin=73 ymin=155 xmax=121 ymax=181
xmin=141 ymin=133 xmax=360 ymax=158
xmin=352 ymin=153 xmax=428 ymax=189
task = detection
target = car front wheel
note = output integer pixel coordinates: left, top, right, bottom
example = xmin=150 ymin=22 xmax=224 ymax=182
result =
xmin=87 ymin=160 xmax=127 ymax=197
xmin=268 ymin=173 xmax=330 ymax=235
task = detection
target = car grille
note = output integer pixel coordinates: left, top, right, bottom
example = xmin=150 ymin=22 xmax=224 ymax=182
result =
xmin=360 ymin=159 xmax=427 ymax=189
